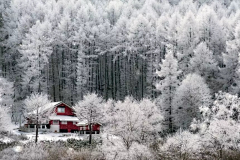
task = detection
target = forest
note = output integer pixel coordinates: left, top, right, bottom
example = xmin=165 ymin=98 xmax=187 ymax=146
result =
xmin=1 ymin=0 xmax=240 ymax=159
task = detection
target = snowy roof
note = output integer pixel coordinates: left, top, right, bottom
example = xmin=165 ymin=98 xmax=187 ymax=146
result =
xmin=30 ymin=101 xmax=70 ymax=115
xmin=40 ymin=102 xmax=62 ymax=112
xmin=49 ymin=115 xmax=80 ymax=122
xmin=76 ymin=120 xmax=88 ymax=126
xmin=76 ymin=120 xmax=102 ymax=126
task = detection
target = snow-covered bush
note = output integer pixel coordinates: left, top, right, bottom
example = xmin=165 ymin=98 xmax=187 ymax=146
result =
xmin=128 ymin=142 xmax=154 ymax=160
xmin=101 ymin=134 xmax=153 ymax=160
xmin=19 ymin=143 xmax=49 ymax=160
xmin=0 ymin=141 xmax=103 ymax=160
xmin=160 ymin=130 xmax=203 ymax=160
xmin=0 ymin=148 xmax=19 ymax=160
xmin=0 ymin=143 xmax=49 ymax=160
xmin=101 ymin=134 xmax=129 ymax=160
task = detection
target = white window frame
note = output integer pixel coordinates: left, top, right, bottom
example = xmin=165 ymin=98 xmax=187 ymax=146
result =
xmin=61 ymin=121 xmax=67 ymax=124
xmin=53 ymin=120 xmax=59 ymax=125
xmin=57 ymin=107 xmax=65 ymax=113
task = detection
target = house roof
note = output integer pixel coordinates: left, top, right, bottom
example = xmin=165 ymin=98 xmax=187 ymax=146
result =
xmin=76 ymin=120 xmax=88 ymax=126
xmin=49 ymin=115 xmax=80 ymax=122
xmin=30 ymin=101 xmax=71 ymax=115
xmin=76 ymin=120 xmax=102 ymax=126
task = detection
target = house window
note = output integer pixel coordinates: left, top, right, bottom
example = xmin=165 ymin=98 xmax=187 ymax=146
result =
xmin=42 ymin=125 xmax=45 ymax=129
xmin=81 ymin=126 xmax=86 ymax=130
xmin=57 ymin=107 xmax=65 ymax=113
xmin=53 ymin=120 xmax=59 ymax=125
xmin=61 ymin=121 xmax=67 ymax=124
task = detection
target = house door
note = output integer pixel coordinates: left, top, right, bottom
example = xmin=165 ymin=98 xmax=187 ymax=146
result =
xmin=51 ymin=120 xmax=60 ymax=132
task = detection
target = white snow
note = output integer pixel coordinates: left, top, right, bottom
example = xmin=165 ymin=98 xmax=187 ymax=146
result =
xmin=25 ymin=132 xmax=83 ymax=141
xmin=76 ymin=120 xmax=88 ymax=126
xmin=10 ymin=128 xmax=84 ymax=143
xmin=31 ymin=101 xmax=62 ymax=114
xmin=49 ymin=115 xmax=80 ymax=122
xmin=0 ymin=136 xmax=14 ymax=143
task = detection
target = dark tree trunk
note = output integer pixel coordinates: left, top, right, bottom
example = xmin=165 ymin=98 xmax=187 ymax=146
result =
xmin=35 ymin=109 xmax=39 ymax=143
xmin=89 ymin=123 xmax=92 ymax=144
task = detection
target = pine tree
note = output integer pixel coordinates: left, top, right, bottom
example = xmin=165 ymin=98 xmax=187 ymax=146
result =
xmin=196 ymin=5 xmax=226 ymax=63
xmin=177 ymin=10 xmax=197 ymax=74
xmin=173 ymin=73 xmax=211 ymax=129
xmin=156 ymin=46 xmax=181 ymax=132
xmin=189 ymin=42 xmax=218 ymax=92
xmin=20 ymin=20 xmax=52 ymax=93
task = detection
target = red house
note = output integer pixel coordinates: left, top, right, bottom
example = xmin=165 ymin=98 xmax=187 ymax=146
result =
xmin=24 ymin=101 xmax=101 ymax=133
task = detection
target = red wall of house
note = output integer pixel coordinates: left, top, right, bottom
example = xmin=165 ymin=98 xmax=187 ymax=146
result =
xmin=92 ymin=124 xmax=101 ymax=131
xmin=79 ymin=124 xmax=101 ymax=131
xmin=53 ymin=103 xmax=75 ymax=116
xmin=49 ymin=120 xmax=78 ymax=132
xmin=59 ymin=121 xmax=79 ymax=131
xmin=49 ymin=120 xmax=101 ymax=132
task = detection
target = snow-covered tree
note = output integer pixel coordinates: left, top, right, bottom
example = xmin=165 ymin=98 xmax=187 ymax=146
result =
xmin=196 ymin=5 xmax=226 ymax=62
xmin=224 ymin=22 xmax=240 ymax=95
xmin=0 ymin=107 xmax=11 ymax=132
xmin=156 ymin=47 xmax=181 ymax=132
xmin=138 ymin=98 xmax=164 ymax=143
xmin=190 ymin=42 xmax=217 ymax=76
xmin=168 ymin=12 xmax=182 ymax=53
xmin=104 ymin=97 xmax=163 ymax=150
xmin=190 ymin=91 xmax=240 ymax=158
xmin=0 ymin=77 xmax=14 ymax=122
xmin=106 ymin=0 xmax=123 ymax=26
xmin=189 ymin=42 xmax=218 ymax=92
xmin=74 ymin=93 xmax=104 ymax=144
xmin=20 ymin=19 xmax=52 ymax=93
xmin=177 ymin=10 xmax=197 ymax=74
xmin=76 ymin=49 xmax=88 ymax=100
xmin=0 ymin=77 xmax=13 ymax=107
xmin=221 ymin=43 xmax=239 ymax=92
xmin=173 ymin=73 xmax=211 ymax=129
xmin=24 ymin=92 xmax=51 ymax=143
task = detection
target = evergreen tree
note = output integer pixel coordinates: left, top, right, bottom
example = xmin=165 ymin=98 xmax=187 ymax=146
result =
xmin=189 ymin=42 xmax=218 ymax=92
xmin=173 ymin=73 xmax=211 ymax=129
xmin=20 ymin=20 xmax=52 ymax=93
xmin=156 ymin=47 xmax=181 ymax=132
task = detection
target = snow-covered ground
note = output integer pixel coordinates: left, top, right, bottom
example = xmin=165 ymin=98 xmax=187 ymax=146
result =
xmin=21 ymin=132 xmax=84 ymax=142
xmin=0 ymin=127 xmax=85 ymax=144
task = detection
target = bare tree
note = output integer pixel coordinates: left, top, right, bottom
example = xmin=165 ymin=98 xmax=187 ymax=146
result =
xmin=74 ymin=93 xmax=104 ymax=145
xmin=24 ymin=92 xmax=51 ymax=143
